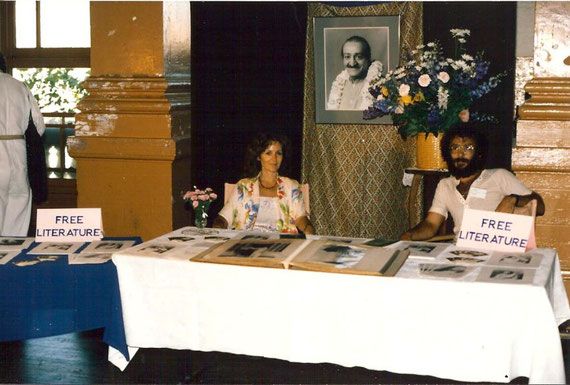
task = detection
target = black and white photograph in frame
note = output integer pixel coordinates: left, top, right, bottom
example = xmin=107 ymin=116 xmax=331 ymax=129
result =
xmin=477 ymin=266 xmax=535 ymax=285
xmin=81 ymin=240 xmax=136 ymax=253
xmin=0 ymin=251 xmax=21 ymax=265
xmin=396 ymin=241 xmax=450 ymax=260
xmin=313 ymin=15 xmax=400 ymax=124
xmin=485 ymin=251 xmax=543 ymax=269
xmin=125 ymin=242 xmax=181 ymax=257
xmin=0 ymin=237 xmax=33 ymax=251
xmin=419 ymin=263 xmax=474 ymax=279
xmin=69 ymin=252 xmax=114 ymax=265
xmin=27 ymin=242 xmax=84 ymax=255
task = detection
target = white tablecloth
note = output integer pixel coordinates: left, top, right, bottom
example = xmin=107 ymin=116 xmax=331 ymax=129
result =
xmin=110 ymin=229 xmax=570 ymax=384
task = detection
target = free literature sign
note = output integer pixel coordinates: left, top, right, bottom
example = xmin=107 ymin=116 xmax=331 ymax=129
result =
xmin=457 ymin=208 xmax=535 ymax=253
xmin=36 ymin=208 xmax=103 ymax=242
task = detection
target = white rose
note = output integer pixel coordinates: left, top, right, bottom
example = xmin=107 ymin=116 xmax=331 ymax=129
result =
xmin=437 ymin=71 xmax=450 ymax=83
xmin=418 ymin=74 xmax=431 ymax=87
xmin=398 ymin=84 xmax=410 ymax=97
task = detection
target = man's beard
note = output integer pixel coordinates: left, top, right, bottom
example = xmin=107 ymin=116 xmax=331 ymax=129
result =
xmin=448 ymin=157 xmax=480 ymax=178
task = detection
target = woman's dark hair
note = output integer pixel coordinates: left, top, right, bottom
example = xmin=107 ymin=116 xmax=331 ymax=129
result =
xmin=440 ymin=122 xmax=489 ymax=170
xmin=341 ymin=36 xmax=372 ymax=62
xmin=243 ymin=132 xmax=290 ymax=177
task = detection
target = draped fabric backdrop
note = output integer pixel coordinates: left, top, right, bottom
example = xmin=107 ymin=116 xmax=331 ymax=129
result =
xmin=302 ymin=2 xmax=423 ymax=239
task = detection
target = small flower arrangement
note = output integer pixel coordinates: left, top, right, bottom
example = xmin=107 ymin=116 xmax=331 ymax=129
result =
xmin=183 ymin=187 xmax=217 ymax=228
xmin=363 ymin=29 xmax=505 ymax=139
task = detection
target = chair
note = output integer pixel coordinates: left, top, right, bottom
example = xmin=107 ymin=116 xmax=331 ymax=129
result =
xmin=224 ymin=182 xmax=310 ymax=215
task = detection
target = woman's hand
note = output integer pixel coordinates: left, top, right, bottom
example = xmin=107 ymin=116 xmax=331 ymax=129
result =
xmin=295 ymin=215 xmax=315 ymax=235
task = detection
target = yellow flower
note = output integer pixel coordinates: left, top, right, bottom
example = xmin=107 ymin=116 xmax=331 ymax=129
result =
xmin=381 ymin=86 xmax=389 ymax=97
xmin=413 ymin=92 xmax=425 ymax=102
xmin=398 ymin=95 xmax=413 ymax=106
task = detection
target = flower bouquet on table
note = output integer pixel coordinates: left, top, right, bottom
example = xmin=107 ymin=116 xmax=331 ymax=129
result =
xmin=363 ymin=29 xmax=505 ymax=139
xmin=183 ymin=187 xmax=217 ymax=228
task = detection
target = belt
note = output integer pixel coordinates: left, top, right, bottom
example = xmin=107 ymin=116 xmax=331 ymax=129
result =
xmin=0 ymin=135 xmax=25 ymax=140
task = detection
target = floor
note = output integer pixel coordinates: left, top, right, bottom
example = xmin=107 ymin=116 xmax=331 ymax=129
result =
xmin=1 ymin=328 xmax=554 ymax=384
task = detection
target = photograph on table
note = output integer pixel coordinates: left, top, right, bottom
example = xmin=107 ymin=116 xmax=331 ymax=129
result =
xmin=190 ymin=238 xmax=309 ymax=269
xmin=180 ymin=227 xmax=220 ymax=236
xmin=0 ymin=251 xmax=22 ymax=265
xmin=81 ymin=240 xmax=136 ymax=253
xmin=419 ymin=263 xmax=475 ymax=279
xmin=442 ymin=247 xmax=491 ymax=265
xmin=395 ymin=241 xmax=450 ymax=260
xmin=27 ymin=242 xmax=84 ymax=255
xmin=0 ymin=237 xmax=33 ymax=251
xmin=445 ymin=256 xmax=487 ymax=265
xmin=233 ymin=231 xmax=281 ymax=240
xmin=477 ymin=266 xmax=535 ymax=284
xmin=485 ymin=251 xmax=543 ymax=269
xmin=120 ymin=242 xmax=183 ymax=258
xmin=288 ymin=240 xmax=409 ymax=276
xmin=313 ymin=15 xmax=400 ymax=124
xmin=166 ymin=236 xmax=196 ymax=243
xmin=306 ymin=234 xmax=372 ymax=244
xmin=69 ymin=252 xmax=114 ymax=264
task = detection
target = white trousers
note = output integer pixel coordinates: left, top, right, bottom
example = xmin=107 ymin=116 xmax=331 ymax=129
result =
xmin=0 ymin=139 xmax=32 ymax=236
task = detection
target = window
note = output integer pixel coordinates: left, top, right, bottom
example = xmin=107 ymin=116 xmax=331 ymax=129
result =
xmin=1 ymin=1 xmax=91 ymax=180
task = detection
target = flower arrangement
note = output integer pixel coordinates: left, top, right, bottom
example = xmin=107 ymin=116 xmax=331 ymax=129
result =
xmin=183 ymin=187 xmax=217 ymax=228
xmin=363 ymin=29 xmax=505 ymax=139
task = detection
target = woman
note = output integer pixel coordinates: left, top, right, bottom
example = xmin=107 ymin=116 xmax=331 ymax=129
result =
xmin=213 ymin=133 xmax=314 ymax=234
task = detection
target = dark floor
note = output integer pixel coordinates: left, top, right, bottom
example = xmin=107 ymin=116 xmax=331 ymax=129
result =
xmin=2 ymin=328 xmax=565 ymax=384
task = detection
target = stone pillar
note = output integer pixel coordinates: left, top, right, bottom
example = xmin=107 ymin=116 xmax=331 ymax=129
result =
xmin=514 ymin=2 xmax=570 ymax=294
xmin=67 ymin=1 xmax=191 ymax=241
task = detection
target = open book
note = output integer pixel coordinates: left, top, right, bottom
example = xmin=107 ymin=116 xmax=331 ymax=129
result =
xmin=190 ymin=239 xmax=409 ymax=277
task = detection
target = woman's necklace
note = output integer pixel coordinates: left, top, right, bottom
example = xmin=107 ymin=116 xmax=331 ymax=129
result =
xmin=259 ymin=178 xmax=277 ymax=189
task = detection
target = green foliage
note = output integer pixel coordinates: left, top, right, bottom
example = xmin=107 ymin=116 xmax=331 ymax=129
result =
xmin=16 ymin=68 xmax=90 ymax=113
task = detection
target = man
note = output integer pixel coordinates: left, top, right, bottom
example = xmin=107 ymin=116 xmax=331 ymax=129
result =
xmin=400 ymin=123 xmax=544 ymax=241
xmin=327 ymin=35 xmax=382 ymax=110
xmin=0 ymin=52 xmax=45 ymax=236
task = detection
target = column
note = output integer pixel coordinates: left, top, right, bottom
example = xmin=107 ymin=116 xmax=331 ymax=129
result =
xmin=514 ymin=2 xmax=570 ymax=294
xmin=67 ymin=1 xmax=191 ymax=240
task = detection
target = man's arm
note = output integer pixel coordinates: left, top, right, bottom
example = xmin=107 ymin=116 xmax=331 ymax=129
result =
xmin=495 ymin=191 xmax=545 ymax=216
xmin=400 ymin=212 xmax=446 ymax=241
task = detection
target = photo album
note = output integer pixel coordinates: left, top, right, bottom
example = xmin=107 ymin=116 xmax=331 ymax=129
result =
xmin=190 ymin=238 xmax=409 ymax=277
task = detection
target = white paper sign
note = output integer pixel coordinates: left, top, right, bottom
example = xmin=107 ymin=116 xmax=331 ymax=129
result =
xmin=36 ymin=208 xmax=103 ymax=242
xmin=457 ymin=208 xmax=534 ymax=253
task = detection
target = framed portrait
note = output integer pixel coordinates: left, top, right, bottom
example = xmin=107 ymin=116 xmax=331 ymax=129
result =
xmin=313 ymin=15 xmax=400 ymax=124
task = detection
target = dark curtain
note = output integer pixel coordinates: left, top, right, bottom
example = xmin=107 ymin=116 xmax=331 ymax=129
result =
xmin=190 ymin=2 xmax=308 ymax=220
xmin=423 ymin=2 xmax=517 ymax=169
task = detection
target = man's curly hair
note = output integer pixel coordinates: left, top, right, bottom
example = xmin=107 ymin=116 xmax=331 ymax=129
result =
xmin=440 ymin=122 xmax=489 ymax=171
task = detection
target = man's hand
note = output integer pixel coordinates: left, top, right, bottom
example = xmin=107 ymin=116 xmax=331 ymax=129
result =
xmin=495 ymin=195 xmax=517 ymax=213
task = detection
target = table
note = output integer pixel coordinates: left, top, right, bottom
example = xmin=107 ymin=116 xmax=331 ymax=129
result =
xmin=110 ymin=228 xmax=570 ymax=383
xmin=0 ymin=237 xmax=140 ymax=362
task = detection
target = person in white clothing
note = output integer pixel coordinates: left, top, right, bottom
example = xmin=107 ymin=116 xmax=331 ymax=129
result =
xmin=0 ymin=52 xmax=46 ymax=236
xmin=400 ymin=123 xmax=544 ymax=241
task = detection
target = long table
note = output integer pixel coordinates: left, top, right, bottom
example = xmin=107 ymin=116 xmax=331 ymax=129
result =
xmin=0 ymin=237 xmax=140 ymax=362
xmin=110 ymin=228 xmax=570 ymax=383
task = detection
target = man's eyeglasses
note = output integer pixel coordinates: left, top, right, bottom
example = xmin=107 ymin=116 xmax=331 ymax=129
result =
xmin=449 ymin=144 xmax=475 ymax=153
